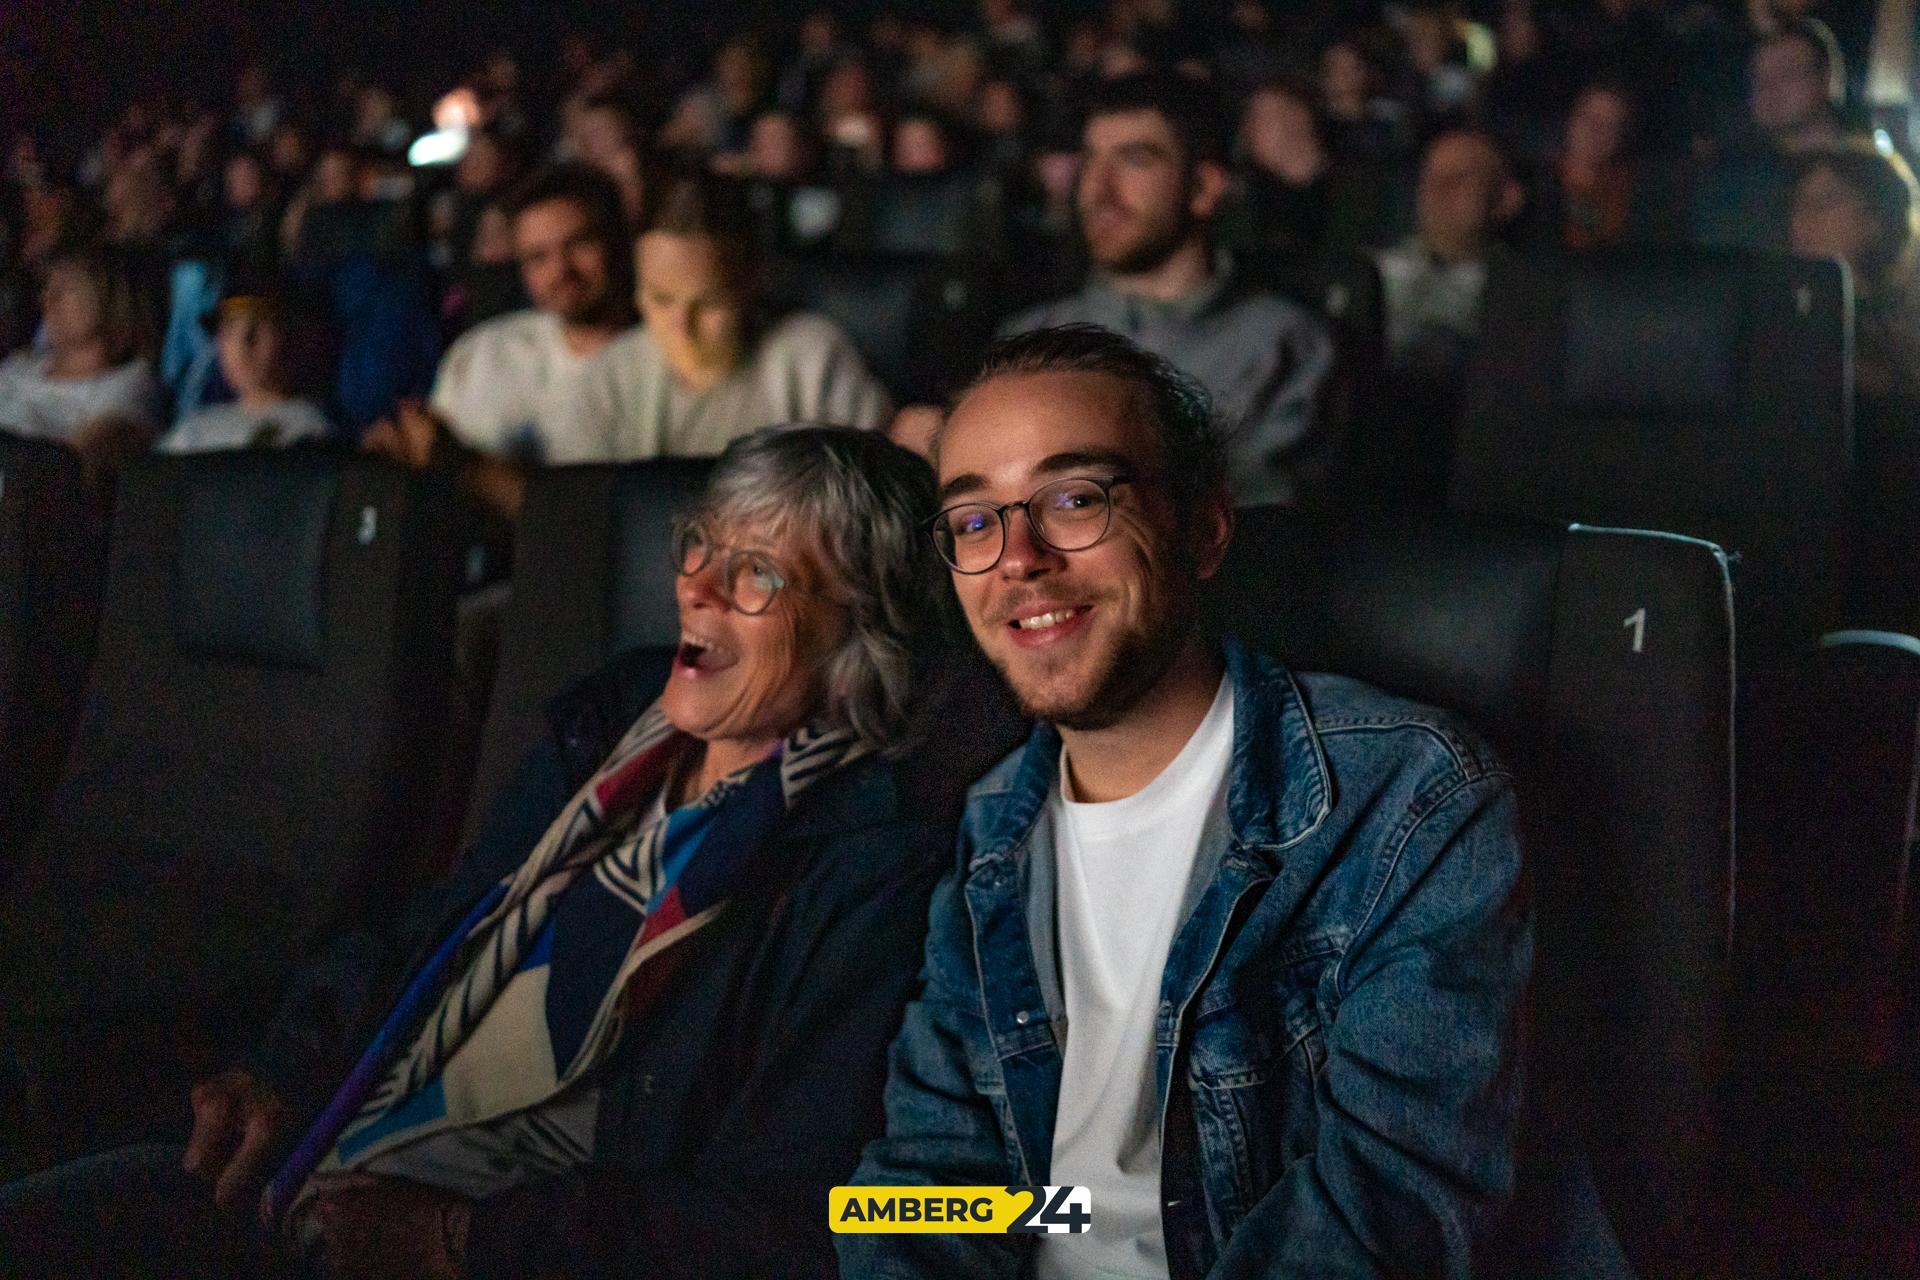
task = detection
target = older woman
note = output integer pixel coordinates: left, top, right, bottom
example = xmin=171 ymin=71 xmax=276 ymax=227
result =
xmin=0 ymin=427 xmax=996 ymax=1280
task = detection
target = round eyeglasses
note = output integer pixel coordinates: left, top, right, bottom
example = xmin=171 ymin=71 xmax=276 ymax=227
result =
xmin=671 ymin=521 xmax=793 ymax=615
xmin=926 ymin=474 xmax=1132 ymax=574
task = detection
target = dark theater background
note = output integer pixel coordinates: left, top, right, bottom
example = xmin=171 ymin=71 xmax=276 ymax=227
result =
xmin=0 ymin=0 xmax=1917 ymax=1277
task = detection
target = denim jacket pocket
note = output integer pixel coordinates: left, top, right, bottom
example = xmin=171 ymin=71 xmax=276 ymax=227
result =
xmin=1183 ymin=943 xmax=1339 ymax=1229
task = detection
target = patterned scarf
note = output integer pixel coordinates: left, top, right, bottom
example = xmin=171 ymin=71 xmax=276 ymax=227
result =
xmin=265 ymin=701 xmax=862 ymax=1223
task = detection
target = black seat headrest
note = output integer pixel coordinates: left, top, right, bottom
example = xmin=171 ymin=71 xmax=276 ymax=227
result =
xmin=172 ymin=458 xmax=337 ymax=669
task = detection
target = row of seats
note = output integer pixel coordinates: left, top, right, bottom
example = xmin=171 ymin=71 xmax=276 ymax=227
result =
xmin=0 ymin=439 xmax=1741 ymax=1275
xmin=1 ymin=242 xmax=1916 ymax=1271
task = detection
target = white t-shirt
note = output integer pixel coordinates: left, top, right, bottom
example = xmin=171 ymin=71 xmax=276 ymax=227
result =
xmin=1037 ymin=675 xmax=1235 ymax=1280
xmin=159 ymin=398 xmax=331 ymax=453
xmin=545 ymin=311 xmax=891 ymax=465
xmin=0 ymin=351 xmax=161 ymax=444
xmin=429 ymin=309 xmax=607 ymax=462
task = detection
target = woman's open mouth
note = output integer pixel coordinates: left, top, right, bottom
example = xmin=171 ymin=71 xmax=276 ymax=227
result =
xmin=674 ymin=633 xmax=739 ymax=676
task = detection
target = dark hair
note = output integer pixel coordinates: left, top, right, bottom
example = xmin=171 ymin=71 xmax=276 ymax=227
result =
xmin=1791 ymin=141 xmax=1920 ymax=283
xmin=1082 ymin=71 xmax=1228 ymax=168
xmin=952 ymin=324 xmax=1227 ymax=520
xmin=639 ymin=171 xmax=763 ymax=272
xmin=503 ymin=163 xmax=629 ymax=250
xmin=1764 ymin=18 xmax=1845 ymax=102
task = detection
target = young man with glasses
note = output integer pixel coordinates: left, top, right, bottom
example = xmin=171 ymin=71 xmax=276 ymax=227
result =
xmin=842 ymin=325 xmax=1532 ymax=1280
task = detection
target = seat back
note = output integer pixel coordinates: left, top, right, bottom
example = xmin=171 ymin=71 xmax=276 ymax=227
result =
xmin=767 ymin=255 xmax=1006 ymax=402
xmin=0 ymin=433 xmax=107 ymax=858
xmin=1210 ymin=507 xmax=1736 ymax=1278
xmin=6 ymin=450 xmax=460 ymax=1039
xmin=465 ymin=460 xmax=715 ymax=838
xmin=1452 ymin=250 xmax=1851 ymax=656
xmin=1258 ymin=254 xmax=1399 ymax=505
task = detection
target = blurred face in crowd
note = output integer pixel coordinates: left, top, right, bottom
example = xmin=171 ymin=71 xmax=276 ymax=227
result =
xmin=936 ymin=370 xmax=1222 ymax=730
xmin=979 ymin=80 xmax=1024 ymax=136
xmin=268 ymin=124 xmax=308 ymax=177
xmin=1564 ymin=86 xmax=1631 ymax=169
xmin=664 ymin=513 xmax=847 ymax=752
xmin=1078 ymin=109 xmax=1225 ymax=274
xmin=800 ymin=12 xmax=838 ymax=58
xmin=748 ymin=113 xmax=810 ymax=180
xmin=40 ymin=264 xmax=104 ymax=352
xmin=569 ymin=104 xmax=634 ymax=170
xmin=1417 ymin=131 xmax=1518 ymax=261
xmin=1498 ymin=0 xmax=1541 ymax=62
xmin=1321 ymin=43 xmax=1372 ymax=116
xmin=893 ymin=118 xmax=950 ymax=174
xmin=315 ymin=150 xmax=357 ymax=203
xmin=224 ymin=153 xmax=267 ymax=210
xmin=236 ymin=65 xmax=271 ymax=105
xmin=355 ymin=85 xmax=398 ymax=133
xmin=455 ymin=131 xmax=510 ymax=194
xmin=214 ymin=306 xmax=285 ymax=400
xmin=1405 ymin=9 xmax=1456 ymax=75
xmin=715 ymin=42 xmax=765 ymax=111
xmin=1241 ymin=87 xmax=1326 ymax=185
xmin=472 ymin=204 xmax=515 ymax=265
xmin=1791 ymin=163 xmax=1883 ymax=272
xmin=513 ymin=196 xmax=614 ymax=325
xmin=637 ymin=231 xmax=752 ymax=389
xmin=1751 ymin=36 xmax=1831 ymax=141
xmin=820 ymin=62 xmax=874 ymax=123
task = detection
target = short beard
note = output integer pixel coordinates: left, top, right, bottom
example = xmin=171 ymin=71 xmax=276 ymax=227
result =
xmin=994 ymin=553 xmax=1204 ymax=732
xmin=1088 ymin=208 xmax=1196 ymax=277
xmin=1044 ymin=608 xmax=1194 ymax=731
xmin=555 ymin=292 xmax=617 ymax=327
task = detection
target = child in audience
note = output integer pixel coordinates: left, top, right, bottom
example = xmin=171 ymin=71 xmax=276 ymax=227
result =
xmin=159 ymin=284 xmax=331 ymax=452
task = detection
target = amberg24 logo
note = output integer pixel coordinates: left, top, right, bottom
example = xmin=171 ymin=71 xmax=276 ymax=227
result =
xmin=829 ymin=1185 xmax=1092 ymax=1234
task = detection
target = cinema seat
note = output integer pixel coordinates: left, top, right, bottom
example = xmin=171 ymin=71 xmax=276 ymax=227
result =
xmin=463 ymin=460 xmax=715 ymax=841
xmin=767 ymin=255 xmax=1006 ymax=403
xmin=0 ymin=433 xmax=107 ymax=863
xmin=1452 ymin=249 xmax=1851 ymax=656
xmin=1211 ymin=507 xmax=1737 ymax=1280
xmin=0 ymin=450 xmax=461 ymax=1166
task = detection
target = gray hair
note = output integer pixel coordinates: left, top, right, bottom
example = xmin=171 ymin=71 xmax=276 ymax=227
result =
xmin=698 ymin=425 xmax=953 ymax=753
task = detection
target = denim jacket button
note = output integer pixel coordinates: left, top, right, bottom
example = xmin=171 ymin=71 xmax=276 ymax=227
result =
xmin=1015 ymin=1010 xmax=1032 ymax=1026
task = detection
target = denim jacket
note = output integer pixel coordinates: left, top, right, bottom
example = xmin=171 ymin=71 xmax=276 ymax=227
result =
xmin=842 ymin=638 xmax=1531 ymax=1280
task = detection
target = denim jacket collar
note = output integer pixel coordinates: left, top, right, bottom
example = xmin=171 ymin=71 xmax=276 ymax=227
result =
xmin=965 ymin=636 xmax=1333 ymax=871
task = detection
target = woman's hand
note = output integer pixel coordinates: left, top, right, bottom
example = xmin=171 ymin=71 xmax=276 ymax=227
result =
xmin=181 ymin=1068 xmax=289 ymax=1211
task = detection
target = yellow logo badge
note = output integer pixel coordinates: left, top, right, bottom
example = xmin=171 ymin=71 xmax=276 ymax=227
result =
xmin=829 ymin=1186 xmax=1092 ymax=1234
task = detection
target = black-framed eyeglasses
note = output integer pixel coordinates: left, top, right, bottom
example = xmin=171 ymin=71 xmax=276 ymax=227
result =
xmin=671 ymin=519 xmax=797 ymax=616
xmin=926 ymin=474 xmax=1133 ymax=574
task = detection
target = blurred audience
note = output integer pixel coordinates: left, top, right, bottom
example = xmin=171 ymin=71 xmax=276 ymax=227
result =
xmin=1694 ymin=19 xmax=1854 ymax=248
xmin=1533 ymin=79 xmax=1683 ymax=249
xmin=551 ymin=173 xmax=889 ymax=463
xmin=364 ymin=165 xmax=632 ymax=518
xmin=1375 ymin=127 xmax=1523 ymax=386
xmin=1223 ymin=79 xmax=1332 ymax=268
xmin=1789 ymin=140 xmax=1920 ymax=398
xmin=1002 ymin=73 xmax=1334 ymax=505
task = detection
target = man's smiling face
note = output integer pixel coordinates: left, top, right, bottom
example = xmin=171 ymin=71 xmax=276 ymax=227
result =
xmin=935 ymin=368 xmax=1212 ymax=730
